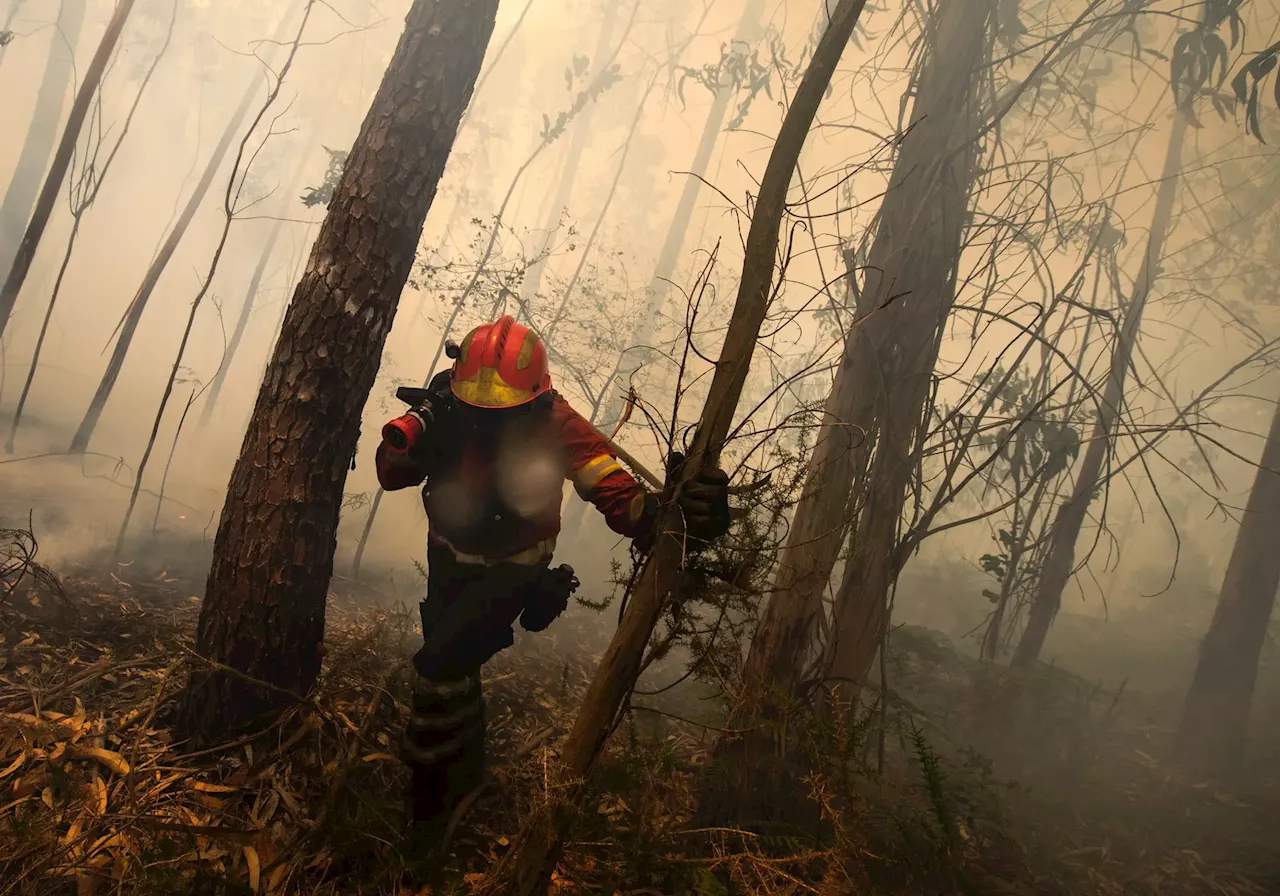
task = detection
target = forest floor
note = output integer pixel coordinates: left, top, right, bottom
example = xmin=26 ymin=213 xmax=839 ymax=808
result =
xmin=1 ymin=537 xmax=1279 ymax=895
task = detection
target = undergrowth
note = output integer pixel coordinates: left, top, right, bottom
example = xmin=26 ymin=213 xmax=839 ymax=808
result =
xmin=2 ymin=545 xmax=1278 ymax=895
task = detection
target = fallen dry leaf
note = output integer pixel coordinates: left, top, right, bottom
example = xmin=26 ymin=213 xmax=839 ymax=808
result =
xmin=89 ymin=774 xmax=107 ymax=815
xmin=266 ymin=862 xmax=289 ymax=894
xmin=0 ymin=751 xmax=25 ymax=779
xmin=193 ymin=792 xmax=228 ymax=812
xmin=71 ymin=745 xmax=130 ymax=776
xmin=244 ymin=845 xmax=261 ymax=891
xmin=193 ymin=781 xmax=240 ymax=794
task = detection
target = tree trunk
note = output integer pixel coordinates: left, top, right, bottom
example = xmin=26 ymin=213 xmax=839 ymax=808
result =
xmin=66 ymin=15 xmax=293 ymax=454
xmin=1177 ymin=395 xmax=1280 ymax=766
xmin=178 ymin=0 xmax=498 ymax=743
xmin=5 ymin=0 xmax=171 ymax=453
xmin=722 ymin=1 xmax=990 ymax=772
xmin=114 ymin=7 xmax=313 ymax=562
xmin=1012 ymin=107 xmax=1187 ymax=667
xmin=731 ymin=253 xmax=872 ymax=713
xmin=518 ymin=0 xmax=621 ymax=304
xmin=198 ymin=215 xmax=288 ymax=424
xmin=594 ymin=0 xmax=766 ymax=433
xmin=0 ymin=0 xmax=87 ymax=300
xmin=481 ymin=5 xmax=868 ymax=892
xmin=199 ymin=145 xmax=313 ymax=426
xmin=821 ymin=0 xmax=992 ymax=709
xmin=348 ymin=6 xmax=637 ymax=573
xmin=544 ymin=75 xmax=651 ymax=342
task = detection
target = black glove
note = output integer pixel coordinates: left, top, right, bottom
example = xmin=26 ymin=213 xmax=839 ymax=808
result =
xmin=669 ymin=451 xmax=732 ymax=544
xmin=519 ymin=564 xmax=579 ymax=633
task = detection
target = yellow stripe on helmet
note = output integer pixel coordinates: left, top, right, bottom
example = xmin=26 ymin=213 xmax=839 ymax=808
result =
xmin=451 ymin=365 xmax=537 ymax=408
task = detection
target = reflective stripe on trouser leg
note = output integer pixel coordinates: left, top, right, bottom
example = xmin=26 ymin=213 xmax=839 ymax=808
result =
xmin=402 ymin=670 xmax=485 ymax=822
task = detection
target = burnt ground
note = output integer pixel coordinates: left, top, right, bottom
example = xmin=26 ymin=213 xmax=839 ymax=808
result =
xmin=0 ymin=535 xmax=1277 ymax=895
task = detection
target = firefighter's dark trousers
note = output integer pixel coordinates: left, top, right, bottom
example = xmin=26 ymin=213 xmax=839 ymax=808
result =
xmin=402 ymin=546 xmax=547 ymax=825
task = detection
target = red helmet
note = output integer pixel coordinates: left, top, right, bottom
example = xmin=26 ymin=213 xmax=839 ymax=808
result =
xmin=450 ymin=315 xmax=552 ymax=408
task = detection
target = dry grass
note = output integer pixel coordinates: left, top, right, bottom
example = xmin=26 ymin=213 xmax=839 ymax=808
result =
xmin=1 ymin=546 xmax=1277 ymax=896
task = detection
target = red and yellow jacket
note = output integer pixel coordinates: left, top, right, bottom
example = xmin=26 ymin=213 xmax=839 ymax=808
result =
xmin=375 ymin=392 xmax=650 ymax=563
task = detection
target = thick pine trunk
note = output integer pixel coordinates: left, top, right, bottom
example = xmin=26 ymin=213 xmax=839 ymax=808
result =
xmin=517 ymin=0 xmax=621 ymax=303
xmin=0 ymin=0 xmax=86 ymax=298
xmin=1011 ymin=108 xmax=1187 ymax=667
xmin=178 ymin=0 xmax=498 ymax=743
xmin=593 ymin=0 xmax=766 ymax=434
xmin=66 ymin=16 xmax=293 ymax=454
xmin=481 ymin=4 xmax=868 ymax=892
xmin=0 ymin=0 xmax=133 ymax=333
xmin=1177 ymin=395 xmax=1280 ymax=766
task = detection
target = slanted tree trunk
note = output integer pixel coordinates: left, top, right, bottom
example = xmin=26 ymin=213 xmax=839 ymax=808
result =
xmin=113 ymin=7 xmax=313 ymax=562
xmin=821 ymin=0 xmax=992 ymax=708
xmin=1177 ymin=395 xmax=1280 ymax=766
xmin=178 ymin=0 xmax=499 ymax=743
xmin=5 ymin=0 xmax=171 ymax=453
xmin=729 ymin=251 xmax=872 ymax=727
xmin=556 ymin=0 xmax=765 ymax=545
xmin=198 ymin=215 xmax=288 ymax=424
xmin=1012 ymin=109 xmax=1187 ymax=667
xmin=481 ymin=4 xmax=868 ymax=892
xmin=67 ymin=14 xmax=293 ymax=454
xmin=348 ymin=6 xmax=636 ymax=575
xmin=544 ymin=71 xmax=656 ymax=342
xmin=722 ymin=1 xmax=991 ymax=773
xmin=0 ymin=0 xmax=86 ymax=289
xmin=518 ymin=0 xmax=621 ymax=303
xmin=0 ymin=0 xmax=133 ymax=334
xmin=199 ymin=144 xmax=314 ymax=426
xmin=593 ymin=0 xmax=766 ymax=434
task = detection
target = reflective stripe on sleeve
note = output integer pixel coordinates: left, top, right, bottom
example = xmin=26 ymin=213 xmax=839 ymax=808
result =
xmin=572 ymin=454 xmax=624 ymax=499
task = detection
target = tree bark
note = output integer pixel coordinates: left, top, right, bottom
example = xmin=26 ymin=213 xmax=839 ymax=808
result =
xmin=594 ymin=0 xmax=766 ymax=434
xmin=722 ymin=1 xmax=990 ymax=769
xmin=178 ymin=0 xmax=498 ymax=743
xmin=517 ymin=0 xmax=621 ymax=304
xmin=66 ymin=14 xmax=294 ymax=454
xmin=0 ymin=0 xmax=90 ymax=326
xmin=481 ymin=4 xmax=868 ymax=892
xmin=820 ymin=0 xmax=992 ymax=708
xmin=1177 ymin=395 xmax=1280 ymax=766
xmin=1012 ymin=107 xmax=1187 ymax=667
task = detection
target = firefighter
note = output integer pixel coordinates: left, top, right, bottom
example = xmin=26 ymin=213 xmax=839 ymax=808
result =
xmin=374 ymin=315 xmax=732 ymax=833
